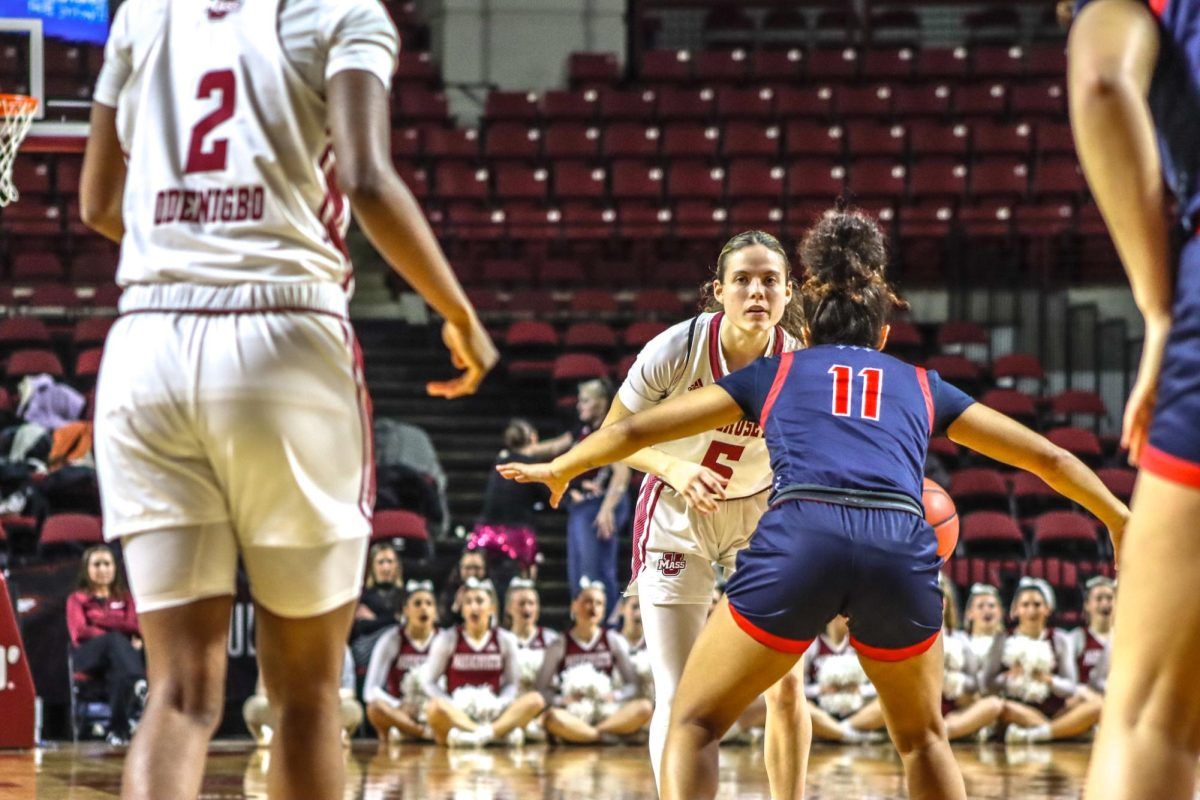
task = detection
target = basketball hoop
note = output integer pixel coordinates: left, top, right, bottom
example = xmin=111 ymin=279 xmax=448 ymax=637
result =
xmin=0 ymin=94 xmax=38 ymax=207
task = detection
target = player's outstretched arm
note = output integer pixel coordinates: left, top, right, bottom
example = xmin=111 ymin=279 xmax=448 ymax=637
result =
xmin=79 ymin=102 xmax=127 ymax=243
xmin=499 ymin=385 xmax=743 ymax=508
xmin=328 ymin=70 xmax=497 ymax=398
xmin=947 ymin=404 xmax=1130 ymax=557
xmin=600 ymin=397 xmax=728 ymax=513
xmin=1068 ymin=0 xmax=1168 ymax=462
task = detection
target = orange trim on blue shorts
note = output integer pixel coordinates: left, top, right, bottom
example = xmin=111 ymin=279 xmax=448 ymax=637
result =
xmin=851 ymin=630 xmax=942 ymax=663
xmin=1140 ymin=444 xmax=1200 ymax=490
xmin=728 ymin=603 xmax=814 ymax=654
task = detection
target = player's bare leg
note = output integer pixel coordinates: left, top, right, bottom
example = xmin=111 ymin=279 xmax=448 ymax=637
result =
xmin=945 ymin=696 xmax=1004 ymax=740
xmin=763 ymin=666 xmax=811 ymax=800
xmin=845 ymin=698 xmax=887 ymax=731
xmin=660 ymin=597 xmax=802 ymax=800
xmin=487 ymin=691 xmax=545 ymax=739
xmin=857 ymin=639 xmax=966 ymax=800
xmin=808 ymin=703 xmax=863 ymax=741
xmin=120 ymin=595 xmax=234 ymax=800
xmin=366 ymin=701 xmax=426 ymax=741
xmin=1004 ymin=698 xmax=1101 ymax=740
xmin=597 ymin=699 xmax=654 ymax=736
xmin=255 ymin=600 xmax=357 ymax=800
xmin=1087 ymin=473 xmax=1200 ymax=800
xmin=425 ymin=698 xmax=478 ymax=744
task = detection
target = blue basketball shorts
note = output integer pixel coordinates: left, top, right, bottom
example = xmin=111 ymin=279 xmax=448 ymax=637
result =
xmin=1144 ymin=236 xmax=1200 ymax=487
xmin=723 ymin=499 xmax=944 ymax=661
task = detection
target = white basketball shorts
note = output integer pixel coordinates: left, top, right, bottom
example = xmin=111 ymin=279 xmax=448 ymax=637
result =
xmin=94 ymin=282 xmax=374 ymax=617
xmin=627 ymin=474 xmax=769 ymax=605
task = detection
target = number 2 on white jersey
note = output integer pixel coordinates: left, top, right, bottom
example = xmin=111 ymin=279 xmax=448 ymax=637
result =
xmin=828 ymin=365 xmax=882 ymax=421
xmin=185 ymin=69 xmax=236 ymax=174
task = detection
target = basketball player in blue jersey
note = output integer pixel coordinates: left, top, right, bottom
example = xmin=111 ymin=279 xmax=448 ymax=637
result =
xmin=1070 ymin=2 xmax=1200 ymax=797
xmin=500 ymin=207 xmax=1129 ymax=800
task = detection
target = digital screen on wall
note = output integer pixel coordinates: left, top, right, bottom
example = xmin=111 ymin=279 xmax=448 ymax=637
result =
xmin=0 ymin=0 xmax=109 ymax=44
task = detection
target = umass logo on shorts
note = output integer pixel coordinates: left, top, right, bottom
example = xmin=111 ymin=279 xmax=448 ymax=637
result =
xmin=206 ymin=0 xmax=242 ymax=19
xmin=657 ymin=552 xmax=687 ymax=576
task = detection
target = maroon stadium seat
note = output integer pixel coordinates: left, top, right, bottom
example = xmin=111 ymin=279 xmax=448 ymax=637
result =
xmin=10 ymin=253 xmax=65 ymax=282
xmin=482 ymin=259 xmax=531 ymax=284
xmin=393 ymin=51 xmax=438 ymax=86
xmin=632 ymin=289 xmax=686 ymax=319
xmin=6 ymin=349 xmax=62 ymax=379
xmin=611 ymin=161 xmax=664 ymax=201
xmin=423 ymin=128 xmax=478 ymax=161
xmin=844 ymin=121 xmax=906 ymax=158
xmin=784 ymin=122 xmax=843 ymax=159
xmin=602 ymin=123 xmax=660 ymax=159
xmin=493 ymin=164 xmax=548 ymax=201
xmin=73 ymin=348 xmax=103 ymax=380
xmin=806 ymin=47 xmax=859 ymax=82
xmin=727 ymin=160 xmax=784 ymax=201
xmin=960 ymin=511 xmax=1026 ymax=558
xmin=991 ymin=353 xmax=1045 ymax=389
xmin=860 ymin=46 xmax=914 ymax=81
xmin=560 ymin=202 xmax=615 ymax=240
xmin=661 ymin=123 xmax=720 ymax=160
xmin=1096 ymin=468 xmax=1136 ymax=504
xmin=908 ymin=121 xmax=968 ymax=159
xmin=673 ymin=200 xmax=727 ymax=238
xmin=598 ymin=89 xmax=657 ymax=121
xmin=568 ymin=52 xmax=620 ymax=88
xmin=552 ymin=353 xmax=609 ymax=382
xmin=541 ymin=90 xmax=599 ymax=122
xmin=971 ymin=44 xmax=1025 ymax=80
xmin=1010 ymin=81 xmax=1066 ymax=117
xmin=483 ymin=123 xmax=541 ymax=160
xmin=694 ymin=49 xmax=749 ymax=84
xmin=1031 ymin=157 xmax=1086 ymax=199
xmin=971 ymin=120 xmax=1033 ymax=158
xmin=837 ymin=85 xmax=894 ymax=118
xmin=1033 ymin=511 xmax=1100 ymax=558
xmin=892 ymin=83 xmax=954 ymax=118
xmin=434 ymin=164 xmax=489 ymax=201
xmin=970 ymin=157 xmax=1029 ymax=199
xmin=568 ymin=289 xmax=619 ymax=316
xmin=624 ymin=320 xmax=668 ymax=349
xmin=564 ymin=322 xmax=618 ymax=352
xmin=371 ymin=509 xmax=429 ymax=543
xmin=666 ymin=161 xmax=725 ymax=200
xmin=1011 ymin=471 xmax=1073 ymax=517
xmin=715 ymin=88 xmax=775 ymax=121
xmin=40 ymin=513 xmax=103 ymax=548
xmin=924 ymin=354 xmax=981 ymax=387
xmin=1046 ymin=427 xmax=1103 ymax=464
xmin=908 ymin=159 xmax=967 ymax=201
xmin=775 ymin=87 xmax=837 ymax=121
xmin=544 ymin=123 xmax=600 ymax=160
xmin=949 ymin=468 xmax=1011 ymax=514
xmin=954 ymin=82 xmax=1008 ymax=117
xmin=616 ymin=202 xmax=671 ymax=239
xmin=507 ymin=290 xmax=557 ymax=317
xmin=72 ymin=317 xmax=114 ymax=349
xmin=722 ymin=123 xmax=781 ymax=159
xmin=785 ymin=161 xmax=846 ymax=200
xmin=980 ymin=388 xmax=1038 ymax=426
xmin=0 ymin=317 xmax=51 ymax=351
xmin=750 ymin=49 xmax=804 ymax=83
xmin=538 ymin=260 xmax=587 ymax=287
xmin=1034 ymin=121 xmax=1075 ymax=155
xmin=1027 ymin=43 xmax=1067 ymax=78
xmin=394 ymin=89 xmax=448 ymax=123
xmin=552 ymin=163 xmax=607 ymax=200
xmin=655 ymin=88 xmax=715 ymax=122
xmin=642 ymin=49 xmax=693 ymax=85
xmin=915 ymin=47 xmax=969 ymax=81
xmin=484 ymin=90 xmax=539 ymax=123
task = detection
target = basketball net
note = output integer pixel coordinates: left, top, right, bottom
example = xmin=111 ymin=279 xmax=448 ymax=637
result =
xmin=0 ymin=95 xmax=38 ymax=208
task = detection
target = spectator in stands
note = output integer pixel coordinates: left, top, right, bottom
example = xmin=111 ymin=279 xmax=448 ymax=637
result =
xmin=244 ymin=646 xmax=363 ymax=746
xmin=437 ymin=549 xmax=488 ymax=626
xmin=66 ymin=544 xmax=145 ymax=745
xmin=528 ymin=380 xmax=631 ymax=616
xmin=1071 ymin=576 xmax=1115 ymax=695
xmin=350 ymin=543 xmax=405 ymax=667
xmin=997 ymin=578 xmax=1103 ymax=742
xmin=939 ymin=576 xmax=1006 ymax=741
xmin=536 ymin=580 xmax=652 ymax=744
xmin=363 ymin=580 xmax=438 ymax=743
xmin=467 ymin=419 xmax=546 ymax=582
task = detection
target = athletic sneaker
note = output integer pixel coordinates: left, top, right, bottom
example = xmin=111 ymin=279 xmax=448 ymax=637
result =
xmin=387 ymin=726 xmax=403 ymax=745
xmin=504 ymin=727 xmax=525 ymax=748
xmin=1005 ymin=725 xmax=1033 ymax=744
xmin=447 ymin=728 xmax=478 ymax=748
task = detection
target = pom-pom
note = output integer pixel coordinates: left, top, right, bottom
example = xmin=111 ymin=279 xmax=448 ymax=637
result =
xmin=450 ymin=684 xmax=506 ymax=723
xmin=399 ymin=670 xmax=430 ymax=722
xmin=816 ymin=654 xmax=869 ymax=717
xmin=1002 ymin=636 xmax=1056 ymax=704
xmin=942 ymin=635 xmax=968 ymax=701
xmin=515 ymin=648 xmax=544 ymax=691
xmin=560 ymin=663 xmax=615 ymax=725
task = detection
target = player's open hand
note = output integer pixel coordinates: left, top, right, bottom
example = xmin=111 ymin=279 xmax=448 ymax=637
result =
xmin=498 ymin=461 xmax=569 ymax=508
xmin=427 ymin=316 xmax=499 ymax=399
xmin=664 ymin=461 xmax=728 ymax=515
xmin=1122 ymin=317 xmax=1168 ymax=466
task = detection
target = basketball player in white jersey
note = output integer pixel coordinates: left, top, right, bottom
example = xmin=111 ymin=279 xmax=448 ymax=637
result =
xmin=78 ymin=0 xmax=496 ymax=794
xmin=602 ymin=230 xmax=808 ymax=799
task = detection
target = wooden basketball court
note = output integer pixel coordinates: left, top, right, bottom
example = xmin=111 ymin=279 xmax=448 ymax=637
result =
xmin=1 ymin=741 xmax=1173 ymax=799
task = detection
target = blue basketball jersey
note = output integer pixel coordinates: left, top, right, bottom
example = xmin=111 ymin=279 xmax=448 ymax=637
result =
xmin=716 ymin=345 xmax=975 ymax=509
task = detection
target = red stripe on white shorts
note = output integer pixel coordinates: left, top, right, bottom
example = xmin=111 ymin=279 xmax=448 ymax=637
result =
xmin=339 ymin=318 xmax=375 ymax=521
xmin=630 ymin=475 xmax=664 ymax=585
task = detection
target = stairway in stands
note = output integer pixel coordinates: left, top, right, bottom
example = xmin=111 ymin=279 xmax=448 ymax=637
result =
xmin=356 ymin=319 xmax=581 ymax=628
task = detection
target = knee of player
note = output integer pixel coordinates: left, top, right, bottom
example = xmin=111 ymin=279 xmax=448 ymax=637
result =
xmin=524 ymin=692 xmax=547 ymax=714
xmin=888 ymin=720 xmax=946 ymax=757
xmin=628 ymin=698 xmax=654 ymax=719
xmin=765 ymin=671 xmax=801 ymax=708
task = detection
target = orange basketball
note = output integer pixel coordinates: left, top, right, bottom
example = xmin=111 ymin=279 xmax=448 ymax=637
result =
xmin=923 ymin=477 xmax=959 ymax=560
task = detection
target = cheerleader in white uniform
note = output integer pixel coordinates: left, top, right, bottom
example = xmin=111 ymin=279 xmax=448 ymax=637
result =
xmin=364 ymin=581 xmax=439 ymax=742
xmin=800 ymin=616 xmax=888 ymax=743
xmin=1071 ymin=576 xmax=1115 ymax=697
xmin=421 ymin=579 xmax=545 ymax=747
xmin=938 ymin=576 xmax=1006 ymax=740
xmin=999 ymin=578 xmax=1103 ymax=742
xmin=535 ymin=581 xmax=652 ymax=744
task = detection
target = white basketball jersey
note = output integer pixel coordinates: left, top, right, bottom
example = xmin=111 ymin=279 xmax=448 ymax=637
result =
xmin=111 ymin=0 xmax=356 ymax=287
xmin=618 ymin=311 xmax=800 ymax=499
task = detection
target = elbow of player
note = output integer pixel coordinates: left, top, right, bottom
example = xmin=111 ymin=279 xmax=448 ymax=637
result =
xmin=1038 ymin=445 xmax=1076 ymax=485
xmin=78 ymin=196 xmax=108 ymax=232
xmin=341 ymin=174 xmax=387 ymax=208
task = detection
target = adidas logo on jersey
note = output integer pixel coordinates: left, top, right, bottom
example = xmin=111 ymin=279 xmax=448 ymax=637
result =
xmin=687 ymin=379 xmax=704 ymax=392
